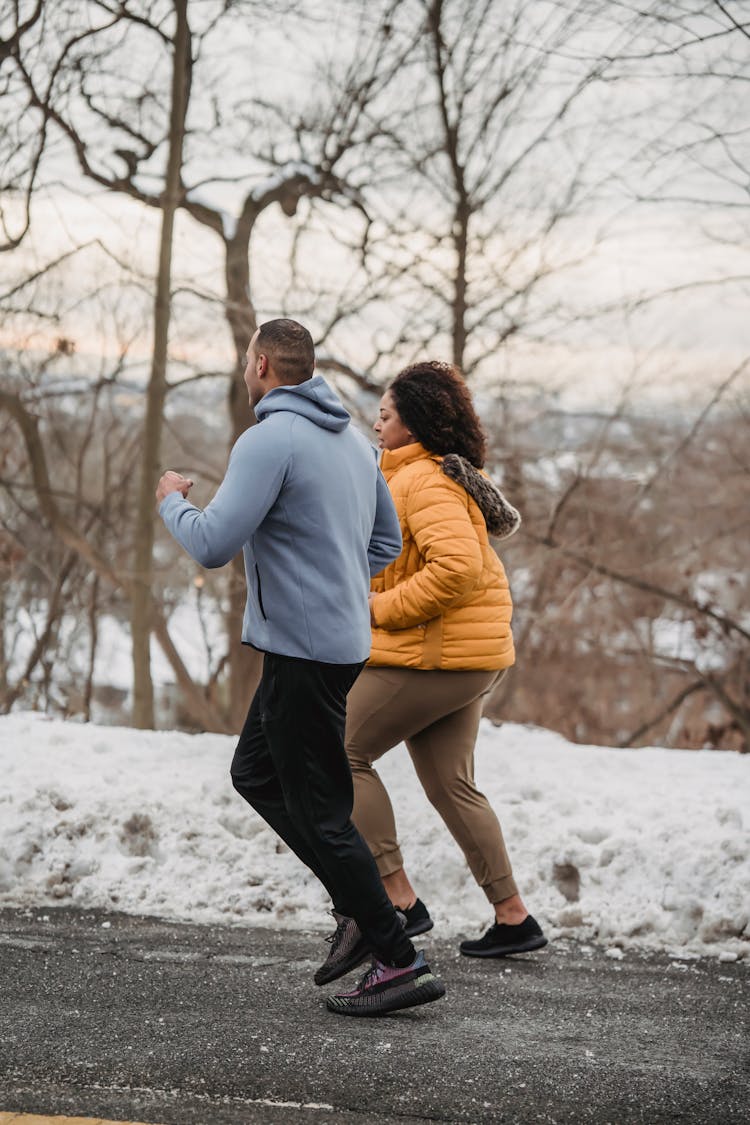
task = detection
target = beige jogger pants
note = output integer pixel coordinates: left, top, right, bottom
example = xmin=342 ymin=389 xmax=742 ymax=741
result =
xmin=345 ymin=665 xmax=518 ymax=905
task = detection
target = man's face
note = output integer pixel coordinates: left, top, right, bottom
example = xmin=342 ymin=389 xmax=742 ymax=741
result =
xmin=243 ymin=331 xmax=265 ymax=408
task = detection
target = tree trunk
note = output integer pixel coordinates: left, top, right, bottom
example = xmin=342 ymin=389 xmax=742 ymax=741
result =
xmin=130 ymin=0 xmax=190 ymax=729
xmin=452 ymin=202 xmax=469 ymax=369
xmin=84 ymin=574 xmax=99 ymax=723
xmin=224 ymin=226 xmax=263 ymax=729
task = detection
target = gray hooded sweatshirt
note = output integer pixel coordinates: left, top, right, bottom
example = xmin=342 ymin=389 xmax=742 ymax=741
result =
xmin=159 ymin=376 xmax=402 ymax=664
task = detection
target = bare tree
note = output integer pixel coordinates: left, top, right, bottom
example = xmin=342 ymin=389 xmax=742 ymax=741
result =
xmin=6 ymin=0 xmax=408 ymax=727
xmin=0 ymin=0 xmax=46 ymax=251
xmin=131 ymin=0 xmax=191 ymax=728
xmin=482 ymin=368 xmax=750 ymax=752
xmin=4 ymin=0 xmax=747 ymax=750
xmin=0 ymin=371 xmax=232 ymax=731
xmin=334 ymin=0 xmax=648 ymax=380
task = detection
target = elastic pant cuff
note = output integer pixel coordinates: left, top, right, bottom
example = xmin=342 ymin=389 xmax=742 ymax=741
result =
xmin=483 ymin=874 xmax=518 ymax=904
xmin=373 ymin=846 xmax=404 ymax=879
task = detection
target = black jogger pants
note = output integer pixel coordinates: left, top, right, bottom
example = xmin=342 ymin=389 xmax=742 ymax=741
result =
xmin=230 ymin=651 xmax=415 ymax=968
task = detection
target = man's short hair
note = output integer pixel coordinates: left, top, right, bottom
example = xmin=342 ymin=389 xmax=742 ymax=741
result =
xmin=256 ymin=319 xmax=315 ymax=384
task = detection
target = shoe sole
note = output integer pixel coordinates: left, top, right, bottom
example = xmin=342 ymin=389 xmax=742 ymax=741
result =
xmin=403 ymin=917 xmax=434 ymax=938
xmin=459 ymin=935 xmax=548 ymax=958
xmin=326 ymin=975 xmax=446 ymax=1016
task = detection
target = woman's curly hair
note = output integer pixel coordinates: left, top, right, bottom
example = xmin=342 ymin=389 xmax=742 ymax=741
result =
xmin=389 ymin=360 xmax=487 ymax=468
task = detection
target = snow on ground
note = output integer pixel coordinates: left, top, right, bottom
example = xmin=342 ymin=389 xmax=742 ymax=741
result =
xmin=0 ymin=713 xmax=747 ymax=961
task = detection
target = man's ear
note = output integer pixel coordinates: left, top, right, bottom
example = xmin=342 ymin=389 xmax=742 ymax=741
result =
xmin=257 ymin=352 xmax=269 ymax=378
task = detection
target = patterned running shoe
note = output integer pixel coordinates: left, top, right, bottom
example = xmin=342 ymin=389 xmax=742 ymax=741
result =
xmin=326 ymin=951 xmax=445 ymax=1016
xmin=314 ymin=912 xmax=370 ymax=986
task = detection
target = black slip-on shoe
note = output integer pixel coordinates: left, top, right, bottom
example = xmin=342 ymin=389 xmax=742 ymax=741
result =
xmin=400 ymin=898 xmax=434 ymax=938
xmin=459 ymin=914 xmax=548 ymax=958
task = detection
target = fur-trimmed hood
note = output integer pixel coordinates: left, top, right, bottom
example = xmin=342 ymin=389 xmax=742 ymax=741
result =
xmin=440 ymin=454 xmax=521 ymax=540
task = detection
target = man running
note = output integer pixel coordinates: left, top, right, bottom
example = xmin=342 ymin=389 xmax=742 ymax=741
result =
xmin=156 ymin=318 xmax=445 ymax=1016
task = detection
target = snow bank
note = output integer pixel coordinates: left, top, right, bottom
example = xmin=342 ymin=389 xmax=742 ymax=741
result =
xmin=0 ymin=713 xmax=747 ymax=960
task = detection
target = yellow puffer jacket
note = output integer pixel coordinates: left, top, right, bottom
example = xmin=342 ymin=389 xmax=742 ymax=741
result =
xmin=369 ymin=443 xmax=515 ymax=671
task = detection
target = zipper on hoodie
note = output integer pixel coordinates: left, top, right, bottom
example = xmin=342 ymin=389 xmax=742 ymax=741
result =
xmin=255 ymin=564 xmax=267 ymax=620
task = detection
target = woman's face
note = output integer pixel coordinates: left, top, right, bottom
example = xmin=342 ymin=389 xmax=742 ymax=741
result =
xmin=373 ymin=391 xmax=414 ymax=451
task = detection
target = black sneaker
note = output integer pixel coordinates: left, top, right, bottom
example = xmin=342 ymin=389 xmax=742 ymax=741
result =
xmin=314 ymin=912 xmax=370 ymax=985
xmin=459 ymin=914 xmax=547 ymax=958
xmin=326 ymin=951 xmax=445 ymax=1016
xmin=400 ymin=898 xmax=434 ymax=937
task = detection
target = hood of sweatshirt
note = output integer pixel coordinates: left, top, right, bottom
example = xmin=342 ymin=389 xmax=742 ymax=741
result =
xmin=254 ymin=375 xmax=351 ymax=432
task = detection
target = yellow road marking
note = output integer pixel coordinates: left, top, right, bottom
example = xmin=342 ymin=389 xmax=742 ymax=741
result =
xmin=0 ymin=1115 xmax=163 ymax=1125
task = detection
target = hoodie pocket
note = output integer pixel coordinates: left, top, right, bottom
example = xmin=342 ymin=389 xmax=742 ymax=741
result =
xmin=255 ymin=564 xmax=267 ymax=620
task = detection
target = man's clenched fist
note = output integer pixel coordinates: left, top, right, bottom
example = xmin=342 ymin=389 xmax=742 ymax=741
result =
xmin=156 ymin=470 xmax=194 ymax=505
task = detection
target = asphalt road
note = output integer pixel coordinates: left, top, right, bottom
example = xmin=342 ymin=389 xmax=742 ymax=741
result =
xmin=0 ymin=907 xmax=747 ymax=1124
